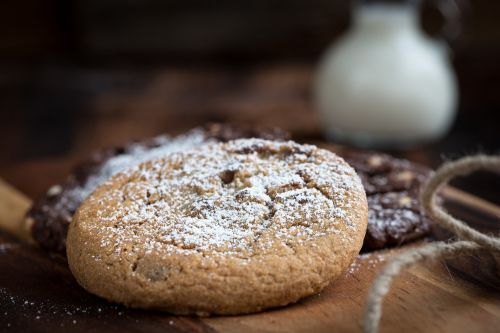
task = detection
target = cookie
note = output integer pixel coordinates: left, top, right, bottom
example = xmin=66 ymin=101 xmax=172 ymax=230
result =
xmin=341 ymin=150 xmax=432 ymax=250
xmin=364 ymin=192 xmax=431 ymax=249
xmin=66 ymin=139 xmax=368 ymax=315
xmin=342 ymin=152 xmax=430 ymax=195
xmin=26 ymin=123 xmax=289 ymax=254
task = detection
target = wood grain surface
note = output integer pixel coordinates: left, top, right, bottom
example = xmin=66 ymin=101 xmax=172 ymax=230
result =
xmin=0 ymin=147 xmax=499 ymax=333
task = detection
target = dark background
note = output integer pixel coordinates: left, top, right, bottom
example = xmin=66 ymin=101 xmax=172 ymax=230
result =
xmin=1 ymin=0 xmax=499 ymax=201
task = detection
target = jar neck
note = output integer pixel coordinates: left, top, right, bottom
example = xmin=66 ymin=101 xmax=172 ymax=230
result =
xmin=353 ymin=3 xmax=419 ymax=33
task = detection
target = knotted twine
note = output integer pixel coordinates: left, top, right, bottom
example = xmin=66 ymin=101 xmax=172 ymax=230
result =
xmin=362 ymin=155 xmax=500 ymax=333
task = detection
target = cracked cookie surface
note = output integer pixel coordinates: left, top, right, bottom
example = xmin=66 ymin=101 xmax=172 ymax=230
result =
xmin=67 ymin=139 xmax=368 ymax=315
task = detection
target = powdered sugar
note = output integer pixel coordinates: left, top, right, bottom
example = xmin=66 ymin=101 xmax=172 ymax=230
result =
xmin=71 ymin=130 xmax=209 ymax=202
xmin=0 ymin=287 xmax=134 ymax=328
xmin=347 ymin=252 xmax=388 ymax=274
xmin=49 ymin=130 xmax=212 ymax=222
xmin=82 ymin=139 xmax=366 ymax=258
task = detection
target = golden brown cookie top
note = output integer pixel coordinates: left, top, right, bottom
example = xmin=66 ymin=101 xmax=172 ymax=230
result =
xmin=76 ymin=138 xmax=366 ymax=260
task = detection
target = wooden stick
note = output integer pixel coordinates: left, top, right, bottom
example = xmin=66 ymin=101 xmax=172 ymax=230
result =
xmin=0 ymin=178 xmax=33 ymax=242
xmin=442 ymin=187 xmax=500 ymax=218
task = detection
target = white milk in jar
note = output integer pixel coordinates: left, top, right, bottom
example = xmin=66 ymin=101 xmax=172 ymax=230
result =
xmin=315 ymin=2 xmax=458 ymax=148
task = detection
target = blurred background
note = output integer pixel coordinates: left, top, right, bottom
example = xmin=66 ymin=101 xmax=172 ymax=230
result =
xmin=0 ymin=0 xmax=499 ymax=201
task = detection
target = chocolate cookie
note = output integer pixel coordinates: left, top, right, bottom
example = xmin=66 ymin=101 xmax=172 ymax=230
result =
xmin=26 ymin=124 xmax=289 ymax=255
xmin=341 ymin=150 xmax=432 ymax=250
xmin=66 ymin=139 xmax=368 ymax=315
xmin=364 ymin=192 xmax=432 ymax=249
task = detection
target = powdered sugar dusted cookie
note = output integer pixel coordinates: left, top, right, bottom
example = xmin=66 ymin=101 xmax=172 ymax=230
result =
xmin=27 ymin=123 xmax=289 ymax=254
xmin=66 ymin=139 xmax=368 ymax=315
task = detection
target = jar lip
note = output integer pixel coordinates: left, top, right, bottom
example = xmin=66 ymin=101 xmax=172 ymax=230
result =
xmin=353 ymin=3 xmax=418 ymax=30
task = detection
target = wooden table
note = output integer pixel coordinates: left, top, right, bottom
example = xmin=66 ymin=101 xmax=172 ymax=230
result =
xmin=0 ymin=144 xmax=499 ymax=333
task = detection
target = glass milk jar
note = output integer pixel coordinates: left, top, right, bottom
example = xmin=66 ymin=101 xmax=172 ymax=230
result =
xmin=315 ymin=0 xmax=459 ymax=148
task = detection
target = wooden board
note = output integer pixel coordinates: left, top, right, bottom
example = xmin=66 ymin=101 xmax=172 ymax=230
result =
xmin=0 ymin=167 xmax=499 ymax=332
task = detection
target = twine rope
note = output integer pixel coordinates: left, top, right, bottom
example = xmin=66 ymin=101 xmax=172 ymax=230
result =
xmin=362 ymin=155 xmax=500 ymax=333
